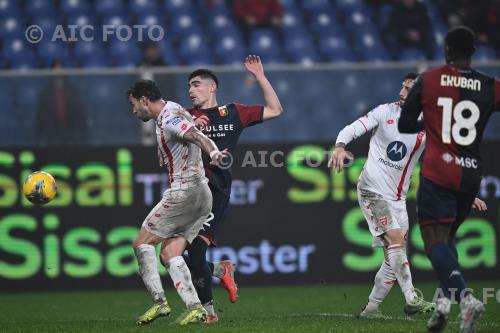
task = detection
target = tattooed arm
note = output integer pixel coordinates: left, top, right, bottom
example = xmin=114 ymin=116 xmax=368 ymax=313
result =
xmin=182 ymin=126 xmax=228 ymax=166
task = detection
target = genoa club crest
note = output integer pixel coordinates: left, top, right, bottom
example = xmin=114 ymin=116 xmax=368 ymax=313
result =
xmin=218 ymin=106 xmax=228 ymax=117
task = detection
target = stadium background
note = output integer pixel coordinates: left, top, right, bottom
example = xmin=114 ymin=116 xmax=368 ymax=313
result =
xmin=0 ymin=0 xmax=499 ymax=294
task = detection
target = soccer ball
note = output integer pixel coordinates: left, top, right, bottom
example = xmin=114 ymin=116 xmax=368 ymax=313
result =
xmin=23 ymin=171 xmax=57 ymax=205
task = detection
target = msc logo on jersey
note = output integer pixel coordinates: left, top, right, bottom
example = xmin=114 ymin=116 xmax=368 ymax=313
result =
xmin=442 ymin=152 xmax=454 ymax=164
xmin=386 ymin=141 xmax=407 ymax=162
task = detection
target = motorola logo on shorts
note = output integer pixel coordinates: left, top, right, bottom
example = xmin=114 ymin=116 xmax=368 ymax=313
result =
xmin=386 ymin=141 xmax=407 ymax=162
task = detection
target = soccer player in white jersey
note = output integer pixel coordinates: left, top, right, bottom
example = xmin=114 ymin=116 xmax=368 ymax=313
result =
xmin=127 ymin=80 xmax=228 ymax=325
xmin=329 ymin=73 xmax=435 ymax=317
xmin=329 ymin=73 xmax=487 ymax=317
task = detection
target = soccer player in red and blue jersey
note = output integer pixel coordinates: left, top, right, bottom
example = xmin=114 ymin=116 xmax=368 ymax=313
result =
xmin=399 ymin=26 xmax=500 ymax=333
xmin=186 ymin=55 xmax=283 ymax=323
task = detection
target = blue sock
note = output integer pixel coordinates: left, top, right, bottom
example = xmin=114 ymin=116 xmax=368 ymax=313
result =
xmin=186 ymin=237 xmax=213 ymax=304
xmin=448 ymin=238 xmax=458 ymax=259
xmin=208 ymin=262 xmax=215 ymax=274
xmin=428 ymin=243 xmax=467 ymax=302
xmin=438 ymin=238 xmax=459 ymax=296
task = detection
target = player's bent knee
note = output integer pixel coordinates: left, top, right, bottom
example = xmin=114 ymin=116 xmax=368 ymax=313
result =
xmin=421 ymin=225 xmax=450 ymax=253
xmin=383 ymin=229 xmax=405 ymax=245
xmin=160 ymin=249 xmax=183 ymax=265
xmin=132 ymin=234 xmax=148 ymax=248
xmin=133 ymin=227 xmax=163 ymax=248
xmin=159 ymin=252 xmax=171 ymax=265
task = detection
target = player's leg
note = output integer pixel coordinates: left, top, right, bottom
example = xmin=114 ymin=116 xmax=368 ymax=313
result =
xmin=417 ymin=177 xmax=469 ymax=332
xmin=133 ymin=229 xmax=166 ymax=302
xmin=397 ymin=204 xmax=435 ymax=315
xmin=383 ymin=229 xmax=419 ymax=303
xmin=186 ymin=186 xmax=236 ymax=322
xmin=357 ymin=189 xmax=395 ymax=317
xmin=359 ymin=189 xmax=433 ymax=313
xmin=186 ymin=235 xmax=216 ymax=317
xmin=133 ymin=227 xmax=171 ymax=325
xmin=423 ymin=222 xmax=487 ymax=333
xmin=454 ymin=193 xmax=485 ymax=333
xmin=384 ymin=208 xmax=434 ymax=314
xmin=164 ymin=183 xmax=213 ymax=325
xmin=360 ymin=248 xmax=395 ymax=318
xmin=160 ymin=238 xmax=202 ymax=308
xmin=359 ymin=189 xmax=418 ymax=305
xmin=211 ymin=259 xmax=237 ymax=302
xmin=160 ymin=237 xmax=208 ymax=325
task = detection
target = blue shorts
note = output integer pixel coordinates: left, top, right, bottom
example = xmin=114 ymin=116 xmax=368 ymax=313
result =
xmin=417 ymin=176 xmax=476 ymax=237
xmin=198 ymin=182 xmax=230 ymax=246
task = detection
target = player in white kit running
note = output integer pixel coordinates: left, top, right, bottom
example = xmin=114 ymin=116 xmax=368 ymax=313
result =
xmin=328 ymin=73 xmax=436 ymax=317
xmin=127 ymin=80 xmax=229 ymax=326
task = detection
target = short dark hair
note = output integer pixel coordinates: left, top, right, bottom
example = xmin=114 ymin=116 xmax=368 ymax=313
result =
xmin=188 ymin=68 xmax=219 ymax=87
xmin=445 ymin=26 xmax=475 ymax=60
xmin=403 ymin=72 xmax=418 ymax=81
xmin=127 ymin=80 xmax=162 ymax=101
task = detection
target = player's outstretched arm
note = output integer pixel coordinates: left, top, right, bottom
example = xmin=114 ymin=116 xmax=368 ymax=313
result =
xmin=328 ymin=108 xmax=380 ymax=172
xmin=244 ymin=55 xmax=283 ymax=121
xmin=183 ymin=126 xmax=229 ymax=166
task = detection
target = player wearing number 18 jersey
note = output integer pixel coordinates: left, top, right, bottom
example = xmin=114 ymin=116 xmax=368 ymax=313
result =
xmin=399 ymin=26 xmax=500 ymax=333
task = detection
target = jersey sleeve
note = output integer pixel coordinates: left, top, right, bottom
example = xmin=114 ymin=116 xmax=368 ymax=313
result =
xmin=494 ymin=78 xmax=500 ymax=111
xmin=399 ymin=75 xmax=423 ymax=133
xmin=163 ymin=116 xmax=193 ymax=139
xmin=234 ymin=103 xmax=264 ymax=127
xmin=335 ymin=105 xmax=382 ymax=145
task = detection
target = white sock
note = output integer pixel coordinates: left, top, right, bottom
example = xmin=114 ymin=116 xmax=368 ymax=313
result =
xmin=212 ymin=262 xmax=224 ymax=278
xmin=386 ymin=244 xmax=417 ymax=303
xmin=134 ymin=244 xmax=166 ymax=302
xmin=167 ymin=256 xmax=201 ymax=309
xmin=203 ymin=301 xmax=216 ymax=316
xmin=365 ymin=260 xmax=396 ymax=311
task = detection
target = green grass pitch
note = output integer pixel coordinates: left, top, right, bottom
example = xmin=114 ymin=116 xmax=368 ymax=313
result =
xmin=1 ymin=281 xmax=499 ymax=333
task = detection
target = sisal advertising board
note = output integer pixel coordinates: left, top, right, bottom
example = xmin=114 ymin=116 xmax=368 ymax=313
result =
xmin=0 ymin=142 xmax=498 ymax=291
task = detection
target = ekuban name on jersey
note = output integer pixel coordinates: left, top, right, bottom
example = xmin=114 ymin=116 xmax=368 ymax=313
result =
xmin=440 ymin=74 xmax=481 ymax=91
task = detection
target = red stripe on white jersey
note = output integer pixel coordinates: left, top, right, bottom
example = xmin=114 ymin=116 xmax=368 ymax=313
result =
xmin=396 ymin=131 xmax=425 ymax=200
xmin=158 ymin=115 xmax=174 ymax=183
xmin=357 ymin=119 xmax=368 ymax=132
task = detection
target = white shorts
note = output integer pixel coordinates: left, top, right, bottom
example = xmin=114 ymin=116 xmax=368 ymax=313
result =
xmin=357 ymin=187 xmax=409 ymax=247
xmin=141 ymin=180 xmax=212 ymax=244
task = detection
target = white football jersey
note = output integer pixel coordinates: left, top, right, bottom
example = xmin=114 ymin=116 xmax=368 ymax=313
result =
xmin=156 ymin=101 xmax=205 ymax=188
xmin=337 ymin=102 xmax=426 ymax=201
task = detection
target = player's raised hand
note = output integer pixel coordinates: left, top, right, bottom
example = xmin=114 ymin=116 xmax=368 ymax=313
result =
xmin=328 ymin=147 xmax=353 ymax=173
xmin=210 ymin=148 xmax=230 ymax=166
xmin=472 ymin=197 xmax=487 ymax=211
xmin=194 ymin=115 xmax=209 ymax=128
xmin=244 ymin=55 xmax=264 ymax=78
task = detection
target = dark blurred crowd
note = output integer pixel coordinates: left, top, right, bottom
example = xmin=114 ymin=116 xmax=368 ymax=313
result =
xmin=439 ymin=0 xmax=500 ymax=51
xmin=369 ymin=0 xmax=500 ymax=60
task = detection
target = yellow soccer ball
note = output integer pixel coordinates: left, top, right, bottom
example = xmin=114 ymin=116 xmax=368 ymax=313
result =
xmin=23 ymin=171 xmax=57 ymax=205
